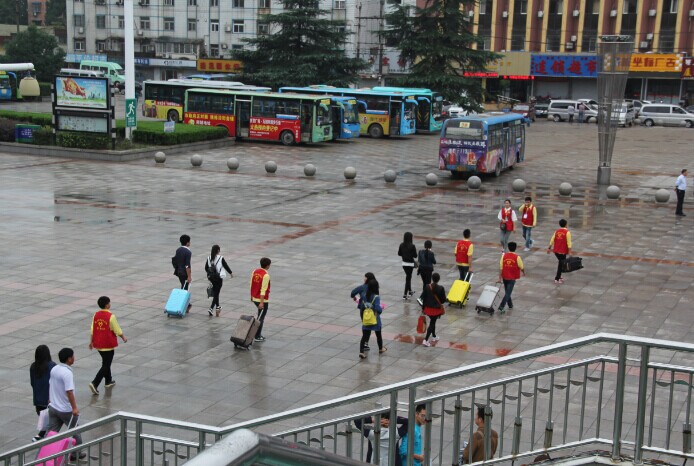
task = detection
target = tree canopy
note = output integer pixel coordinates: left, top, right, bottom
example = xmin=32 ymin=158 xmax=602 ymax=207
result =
xmin=231 ymin=0 xmax=366 ymax=89
xmin=2 ymin=26 xmax=64 ymax=82
xmin=0 ymin=0 xmax=27 ymax=27
xmin=45 ymin=0 xmax=66 ymax=26
xmin=383 ymin=0 xmax=500 ymax=111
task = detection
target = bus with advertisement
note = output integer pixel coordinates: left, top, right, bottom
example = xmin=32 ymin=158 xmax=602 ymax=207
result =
xmin=439 ymin=113 xmax=525 ymax=178
xmin=372 ymin=86 xmax=444 ymax=133
xmin=183 ymin=88 xmax=333 ymax=145
xmin=142 ymin=80 xmax=271 ymax=122
xmin=278 ymin=86 xmax=417 ymax=138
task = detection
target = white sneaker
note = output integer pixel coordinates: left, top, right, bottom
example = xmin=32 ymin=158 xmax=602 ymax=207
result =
xmin=431 ymin=336 xmax=440 ymax=341
xmin=422 ymin=340 xmax=431 ymax=347
xmin=523 ymin=247 xmax=530 ymax=252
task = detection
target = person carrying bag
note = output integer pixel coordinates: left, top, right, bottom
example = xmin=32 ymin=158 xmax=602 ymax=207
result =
xmin=204 ymin=245 xmax=233 ymax=317
xmin=419 ymin=273 xmax=447 ymax=347
xmin=359 ymin=279 xmax=387 ymax=359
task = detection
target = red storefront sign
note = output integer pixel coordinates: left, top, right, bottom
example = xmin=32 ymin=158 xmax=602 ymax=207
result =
xmin=501 ymin=75 xmax=534 ymax=80
xmin=464 ymin=71 xmax=499 ymax=78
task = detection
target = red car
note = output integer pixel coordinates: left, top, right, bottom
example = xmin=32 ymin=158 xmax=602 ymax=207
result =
xmin=510 ymin=103 xmax=536 ymax=122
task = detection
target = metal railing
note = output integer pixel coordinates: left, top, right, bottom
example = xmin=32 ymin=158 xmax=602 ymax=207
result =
xmin=3 ymin=333 xmax=694 ymax=466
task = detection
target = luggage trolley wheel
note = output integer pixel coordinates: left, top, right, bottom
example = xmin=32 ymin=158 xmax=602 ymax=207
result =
xmin=476 ymin=306 xmax=481 ymax=314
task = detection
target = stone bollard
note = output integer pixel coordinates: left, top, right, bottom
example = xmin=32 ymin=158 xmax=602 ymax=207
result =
xmin=467 ymin=176 xmax=482 ymax=191
xmin=190 ymin=154 xmax=203 ymax=167
xmin=512 ymin=179 xmax=526 ymax=193
xmin=606 ymin=185 xmax=621 ymax=199
xmin=227 ymin=157 xmax=239 ymax=170
xmin=655 ymin=189 xmax=671 ymax=203
xmin=154 ymin=151 xmax=166 ymax=164
xmin=304 ymin=164 xmax=316 ymax=177
xmin=265 ymin=161 xmax=277 ymax=174
xmin=384 ymin=170 xmax=397 ymax=183
xmin=558 ymin=182 xmax=572 ymax=197
xmin=425 ymin=173 xmax=438 ymax=186
xmin=344 ymin=166 xmax=357 ymax=180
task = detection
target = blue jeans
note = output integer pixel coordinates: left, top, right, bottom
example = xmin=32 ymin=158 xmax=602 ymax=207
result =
xmin=522 ymin=226 xmax=533 ymax=249
xmin=499 ymin=229 xmax=511 ymax=251
xmin=499 ymin=279 xmax=516 ymax=310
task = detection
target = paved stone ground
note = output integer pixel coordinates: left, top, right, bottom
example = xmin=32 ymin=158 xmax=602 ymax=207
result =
xmin=0 ymin=120 xmax=693 ymax=454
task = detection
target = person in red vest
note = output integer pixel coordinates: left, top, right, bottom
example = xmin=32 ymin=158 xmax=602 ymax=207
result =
xmin=497 ymin=242 xmax=525 ymax=314
xmin=250 ymin=257 xmax=272 ymax=342
xmin=88 ymin=296 xmax=127 ymax=396
xmin=497 ymin=199 xmax=517 ymax=252
xmin=454 ymin=229 xmax=474 ymax=280
xmin=518 ymin=196 xmax=537 ymax=251
xmin=546 ymin=219 xmax=572 ymax=284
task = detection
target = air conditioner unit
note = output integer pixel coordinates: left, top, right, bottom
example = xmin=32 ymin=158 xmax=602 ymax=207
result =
xmin=570 ymin=35 xmax=577 ymax=42
xmin=565 ymin=42 xmax=574 ymax=49
xmin=468 ymin=10 xmax=474 ymax=17
xmin=610 ymin=9 xmax=617 ymax=17
xmin=33 ymin=11 xmax=37 ymax=16
xmin=689 ymin=9 xmax=694 ymax=17
xmin=221 ymin=43 xmax=227 ymax=49
xmin=639 ymin=41 xmax=649 ymax=48
xmin=78 ymin=27 xmax=84 ymax=34
xmin=137 ymin=30 xmax=143 ymax=36
xmin=537 ymin=10 xmax=544 ymax=18
xmin=648 ymin=9 xmax=656 ymax=16
xmin=572 ymin=9 xmax=579 ymax=17
xmin=225 ymin=25 xmax=231 ymax=32
xmin=646 ymin=33 xmax=653 ymax=40
xmin=501 ymin=10 xmax=508 ymax=18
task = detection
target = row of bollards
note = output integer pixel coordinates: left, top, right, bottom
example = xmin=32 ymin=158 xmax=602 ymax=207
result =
xmin=154 ymin=152 xmax=671 ymax=203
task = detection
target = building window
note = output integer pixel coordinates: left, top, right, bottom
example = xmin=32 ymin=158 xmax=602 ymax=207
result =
xmin=74 ymin=0 xmax=83 ymax=2
xmin=257 ymin=22 xmax=268 ymax=34
xmin=188 ymin=19 xmax=196 ymax=31
xmin=73 ymin=14 xmax=85 ymax=27
xmin=139 ymin=0 xmax=149 ymax=5
xmin=519 ymin=0 xmax=527 ymax=14
xmin=479 ymin=1 xmax=486 ymax=14
xmin=96 ymin=14 xmax=105 ymax=28
xmin=118 ymin=15 xmax=124 ymax=28
xmin=622 ymin=0 xmax=636 ymax=14
xmin=232 ymin=19 xmax=244 ymax=33
xmin=211 ymin=20 xmax=219 ymax=31
xmin=232 ymin=44 xmax=243 ymax=50
xmin=164 ymin=0 xmax=174 ymax=5
xmin=74 ymin=39 xmax=85 ymax=50
xmin=188 ymin=0 xmax=196 ymax=5
xmin=259 ymin=0 xmax=270 ymax=7
xmin=96 ymin=40 xmax=105 ymax=51
xmin=591 ymin=0 xmax=599 ymax=14
xmin=232 ymin=0 xmax=243 ymax=7
xmin=140 ymin=16 xmax=150 ymax=29
xmin=549 ymin=0 xmax=563 ymax=14
xmin=210 ymin=44 xmax=219 ymax=56
xmin=335 ymin=0 xmax=345 ymax=9
xmin=669 ymin=0 xmax=678 ymax=13
xmin=210 ymin=0 xmax=218 ymax=5
xmin=164 ymin=17 xmax=175 ymax=30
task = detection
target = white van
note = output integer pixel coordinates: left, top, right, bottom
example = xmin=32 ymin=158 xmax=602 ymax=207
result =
xmin=637 ymin=104 xmax=694 ymax=128
xmin=79 ymin=60 xmax=125 ymax=87
xmin=548 ymin=100 xmax=598 ymax=123
xmin=60 ymin=68 xmax=105 ymax=79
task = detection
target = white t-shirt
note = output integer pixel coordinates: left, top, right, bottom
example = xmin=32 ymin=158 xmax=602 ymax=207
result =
xmin=676 ymin=174 xmax=687 ymax=191
xmin=48 ymin=363 xmax=75 ymax=413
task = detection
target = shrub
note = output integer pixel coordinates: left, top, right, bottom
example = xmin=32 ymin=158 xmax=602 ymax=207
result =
xmin=0 ymin=110 xmax=52 ymax=126
xmin=121 ymin=121 xmax=228 ymax=146
xmin=0 ymin=118 xmax=17 ymax=142
xmin=57 ymin=132 xmax=110 ymax=150
xmin=31 ymin=127 xmax=53 ymax=145
xmin=39 ymin=82 xmax=52 ymax=97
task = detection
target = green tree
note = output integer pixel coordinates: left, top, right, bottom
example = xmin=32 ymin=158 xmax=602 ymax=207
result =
xmin=231 ymin=0 xmax=366 ymax=89
xmin=0 ymin=0 xmax=28 ymax=29
xmin=383 ymin=0 xmax=501 ymax=111
xmin=45 ymin=0 xmax=66 ymax=26
xmin=3 ymin=25 xmax=64 ymax=82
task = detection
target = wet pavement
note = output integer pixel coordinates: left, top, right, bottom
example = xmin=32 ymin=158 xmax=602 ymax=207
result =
xmin=0 ymin=120 xmax=693 ymax=450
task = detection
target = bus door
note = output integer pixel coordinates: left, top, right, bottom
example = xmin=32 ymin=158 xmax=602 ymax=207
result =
xmin=502 ymin=126 xmax=510 ymax=168
xmin=236 ymin=99 xmax=251 ymax=137
xmin=389 ymin=100 xmax=402 ymax=135
xmin=417 ymin=97 xmax=431 ymax=130
xmin=331 ymin=104 xmax=341 ymax=138
xmin=300 ymin=103 xmax=311 ymax=138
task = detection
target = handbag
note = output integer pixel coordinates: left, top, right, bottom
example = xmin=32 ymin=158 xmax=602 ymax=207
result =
xmin=206 ymin=283 xmax=214 ymax=299
xmin=416 ymin=315 xmax=426 ymax=334
xmin=500 ymin=221 xmax=507 ymax=231
xmin=37 ymin=408 xmax=49 ymax=431
xmin=362 ymin=297 xmax=378 ymax=326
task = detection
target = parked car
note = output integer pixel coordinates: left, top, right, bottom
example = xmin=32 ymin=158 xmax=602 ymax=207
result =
xmin=535 ymin=103 xmax=549 ymax=118
xmin=548 ymin=100 xmax=598 ymax=123
xmin=624 ymin=99 xmax=651 ymax=117
xmin=577 ymin=98 xmax=598 ymax=108
xmin=637 ymin=104 xmax=694 ymax=128
xmin=611 ymin=103 xmax=635 ymax=127
xmin=510 ymin=102 xmax=536 ymax=122
xmin=442 ymin=104 xmax=469 ymax=119
xmin=685 ymin=105 xmax=694 ymax=114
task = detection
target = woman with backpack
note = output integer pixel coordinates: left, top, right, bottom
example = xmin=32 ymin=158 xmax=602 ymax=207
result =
xmin=29 ymin=345 xmax=56 ymax=442
xmin=359 ymin=279 xmax=386 ymax=359
xmin=204 ymin=245 xmax=233 ymax=317
xmin=397 ymin=232 xmax=417 ymax=301
xmin=419 ymin=273 xmax=447 ymax=347
xmin=417 ymin=240 xmax=437 ymax=288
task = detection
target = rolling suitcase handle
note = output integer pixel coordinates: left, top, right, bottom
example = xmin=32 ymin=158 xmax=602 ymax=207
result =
xmin=464 ymin=272 xmax=473 ymax=284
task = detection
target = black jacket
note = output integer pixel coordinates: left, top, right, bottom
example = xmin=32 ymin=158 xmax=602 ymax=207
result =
xmin=419 ymin=283 xmax=447 ymax=308
xmin=398 ymin=242 xmax=417 ymax=263
xmin=417 ymin=249 xmax=436 ymax=270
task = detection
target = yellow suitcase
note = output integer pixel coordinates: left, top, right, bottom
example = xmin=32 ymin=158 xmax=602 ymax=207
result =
xmin=447 ymin=273 xmax=472 ymax=307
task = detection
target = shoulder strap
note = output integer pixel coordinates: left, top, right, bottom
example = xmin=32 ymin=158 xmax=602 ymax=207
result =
xmin=431 ymin=284 xmax=443 ymax=307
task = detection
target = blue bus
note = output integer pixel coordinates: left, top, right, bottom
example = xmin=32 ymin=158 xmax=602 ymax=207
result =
xmin=279 ymin=86 xmax=417 ymax=138
xmin=372 ymin=86 xmax=444 ymax=133
xmin=325 ymin=96 xmax=360 ymax=139
xmin=439 ymin=113 xmax=526 ymax=177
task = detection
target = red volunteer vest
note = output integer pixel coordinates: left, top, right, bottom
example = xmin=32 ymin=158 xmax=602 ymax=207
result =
xmin=553 ymin=228 xmax=569 ymax=254
xmin=521 ymin=204 xmax=535 ymax=227
xmin=455 ymin=240 xmax=472 ymax=264
xmin=92 ymin=310 xmax=117 ymax=349
xmin=500 ymin=208 xmax=514 ymax=232
xmin=250 ymin=268 xmax=270 ymax=300
xmin=501 ymin=253 xmax=521 ymax=280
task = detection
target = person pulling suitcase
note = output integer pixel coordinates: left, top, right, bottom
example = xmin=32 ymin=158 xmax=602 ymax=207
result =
xmin=250 ymin=257 xmax=271 ymax=342
xmin=497 ymin=242 xmax=525 ymax=314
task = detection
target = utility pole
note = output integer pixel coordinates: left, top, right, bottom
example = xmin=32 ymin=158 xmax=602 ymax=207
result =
xmin=377 ymin=0 xmax=384 ymax=85
xmin=356 ymin=3 xmax=362 ymax=62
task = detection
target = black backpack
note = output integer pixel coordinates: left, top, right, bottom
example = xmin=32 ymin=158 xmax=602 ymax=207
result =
xmin=206 ymin=257 xmax=222 ymax=283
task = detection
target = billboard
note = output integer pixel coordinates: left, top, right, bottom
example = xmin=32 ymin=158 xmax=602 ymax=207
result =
xmin=54 ymin=76 xmax=110 ymax=109
xmin=531 ymin=55 xmax=598 ymax=77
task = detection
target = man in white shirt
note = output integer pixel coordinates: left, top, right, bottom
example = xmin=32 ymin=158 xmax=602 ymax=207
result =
xmin=47 ymin=348 xmax=85 ymax=458
xmin=676 ymin=169 xmax=687 ymax=216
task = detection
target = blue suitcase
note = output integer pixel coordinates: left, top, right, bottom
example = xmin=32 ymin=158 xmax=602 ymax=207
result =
xmin=165 ymin=284 xmax=190 ymax=318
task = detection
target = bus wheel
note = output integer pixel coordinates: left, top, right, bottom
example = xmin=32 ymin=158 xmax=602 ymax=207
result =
xmin=280 ymin=131 xmax=295 ymax=146
xmin=494 ymin=161 xmax=502 ymax=177
xmin=368 ymin=124 xmax=384 ymax=138
xmin=167 ymin=110 xmax=179 ymax=122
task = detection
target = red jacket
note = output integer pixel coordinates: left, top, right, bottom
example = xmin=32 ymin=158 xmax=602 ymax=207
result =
xmin=250 ymin=268 xmax=270 ymax=301
xmin=501 ymin=253 xmax=522 ymax=280
xmin=91 ymin=310 xmax=118 ymax=349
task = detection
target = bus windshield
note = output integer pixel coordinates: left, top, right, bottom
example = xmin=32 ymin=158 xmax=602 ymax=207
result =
xmin=316 ymin=101 xmax=332 ymax=126
xmin=444 ymin=121 xmax=484 ymax=140
xmin=432 ymin=96 xmax=444 ymax=121
xmin=343 ymin=100 xmax=359 ymax=124
xmin=0 ymin=77 xmax=11 ymax=89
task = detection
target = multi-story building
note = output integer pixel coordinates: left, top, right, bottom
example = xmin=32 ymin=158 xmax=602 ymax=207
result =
xmin=27 ymin=0 xmax=48 ymax=26
xmin=467 ymin=0 xmax=693 ymax=105
xmin=65 ymin=0 xmax=410 ymax=81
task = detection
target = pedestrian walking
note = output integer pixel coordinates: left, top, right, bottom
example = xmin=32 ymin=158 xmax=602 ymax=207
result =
xmin=173 ymin=234 xmax=192 ymax=313
xmin=460 ymin=406 xmax=499 ymax=463
xmin=454 ymin=229 xmax=474 ymax=280
xmin=398 ymin=232 xmax=418 ymax=300
xmin=29 ymin=345 xmax=55 ymax=442
xmin=417 ymin=240 xmax=436 ymax=287
xmin=205 ymin=245 xmax=233 ymax=317
xmin=567 ymin=104 xmax=575 ymax=123
xmin=354 ymin=413 xmax=408 ymax=466
xmin=250 ymin=257 xmax=271 ymax=342
xmin=497 ymin=242 xmax=525 ymax=314
xmin=676 ymin=168 xmax=687 ymax=216
xmin=88 ymin=296 xmax=127 ymax=396
xmin=398 ymin=404 xmax=426 ymax=466
xmin=547 ymin=219 xmax=572 ymax=284
xmin=359 ymin=279 xmax=386 ymax=359
xmin=351 ymin=272 xmax=376 ymax=352
xmin=518 ymin=197 xmax=537 ymax=251
xmin=420 ymin=272 xmax=447 ymax=347
xmin=498 ymin=199 xmax=517 ymax=252
xmin=47 ymin=348 xmax=86 ymax=461
xmin=577 ymin=102 xmax=586 ymax=123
